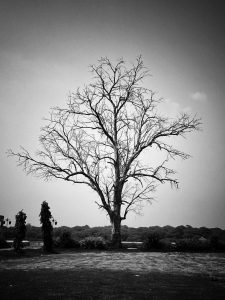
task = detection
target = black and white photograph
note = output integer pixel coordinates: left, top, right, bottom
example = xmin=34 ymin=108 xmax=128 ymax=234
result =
xmin=0 ymin=0 xmax=225 ymax=299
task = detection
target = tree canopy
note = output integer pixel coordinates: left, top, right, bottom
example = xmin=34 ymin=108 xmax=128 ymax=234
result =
xmin=9 ymin=57 xmax=201 ymax=247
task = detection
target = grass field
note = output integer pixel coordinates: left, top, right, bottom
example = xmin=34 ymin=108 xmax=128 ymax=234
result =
xmin=1 ymin=249 xmax=225 ymax=299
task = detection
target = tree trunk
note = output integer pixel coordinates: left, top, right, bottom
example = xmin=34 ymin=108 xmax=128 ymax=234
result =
xmin=110 ymin=213 xmax=122 ymax=249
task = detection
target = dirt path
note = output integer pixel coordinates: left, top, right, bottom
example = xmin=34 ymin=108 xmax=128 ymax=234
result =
xmin=1 ymin=251 xmax=225 ymax=278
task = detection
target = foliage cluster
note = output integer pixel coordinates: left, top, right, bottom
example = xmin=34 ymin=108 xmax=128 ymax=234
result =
xmin=0 ymin=237 xmax=8 ymax=248
xmin=142 ymin=233 xmax=162 ymax=250
xmin=79 ymin=236 xmax=107 ymax=250
xmin=40 ymin=201 xmax=53 ymax=252
xmin=54 ymin=231 xmax=107 ymax=250
xmin=13 ymin=210 xmax=27 ymax=253
xmin=25 ymin=224 xmax=42 ymax=240
xmin=175 ymin=238 xmax=210 ymax=252
xmin=142 ymin=235 xmax=225 ymax=252
xmin=52 ymin=225 xmax=225 ymax=243
xmin=1 ymin=223 xmax=225 ymax=252
xmin=55 ymin=231 xmax=80 ymax=249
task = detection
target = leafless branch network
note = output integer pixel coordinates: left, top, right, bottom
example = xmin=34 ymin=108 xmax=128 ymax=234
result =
xmin=8 ymin=56 xmax=201 ymax=230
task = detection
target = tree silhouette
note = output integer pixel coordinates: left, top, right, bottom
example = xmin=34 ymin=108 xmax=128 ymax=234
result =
xmin=9 ymin=57 xmax=201 ymax=248
xmin=14 ymin=210 xmax=27 ymax=253
xmin=40 ymin=201 xmax=53 ymax=252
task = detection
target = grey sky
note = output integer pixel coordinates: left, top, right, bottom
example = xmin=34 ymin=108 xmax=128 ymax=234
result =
xmin=0 ymin=0 xmax=225 ymax=228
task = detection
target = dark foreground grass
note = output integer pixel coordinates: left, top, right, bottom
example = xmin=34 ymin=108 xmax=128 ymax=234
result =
xmin=1 ymin=268 xmax=225 ymax=300
xmin=0 ymin=248 xmax=47 ymax=258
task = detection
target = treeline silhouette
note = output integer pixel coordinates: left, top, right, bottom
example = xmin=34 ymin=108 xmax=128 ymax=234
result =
xmin=4 ymin=224 xmax=224 ymax=242
xmin=2 ymin=224 xmax=225 ymax=251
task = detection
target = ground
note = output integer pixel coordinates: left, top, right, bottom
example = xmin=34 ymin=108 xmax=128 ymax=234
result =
xmin=0 ymin=249 xmax=225 ymax=299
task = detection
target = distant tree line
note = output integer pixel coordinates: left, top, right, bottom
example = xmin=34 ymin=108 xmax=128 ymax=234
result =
xmin=54 ymin=225 xmax=225 ymax=252
xmin=3 ymin=224 xmax=225 ymax=244
xmin=54 ymin=225 xmax=225 ymax=243
xmin=1 ymin=204 xmax=225 ymax=252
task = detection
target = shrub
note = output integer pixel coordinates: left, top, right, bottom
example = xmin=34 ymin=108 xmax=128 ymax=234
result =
xmin=176 ymin=238 xmax=210 ymax=252
xmin=55 ymin=231 xmax=80 ymax=249
xmin=210 ymin=236 xmax=225 ymax=251
xmin=142 ymin=232 xmax=162 ymax=251
xmin=80 ymin=236 xmax=107 ymax=250
xmin=0 ymin=237 xmax=8 ymax=249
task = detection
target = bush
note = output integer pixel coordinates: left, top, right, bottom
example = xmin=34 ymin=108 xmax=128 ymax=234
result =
xmin=55 ymin=231 xmax=79 ymax=249
xmin=0 ymin=237 xmax=9 ymax=249
xmin=210 ymin=236 xmax=225 ymax=251
xmin=176 ymin=238 xmax=210 ymax=252
xmin=142 ymin=233 xmax=162 ymax=251
xmin=80 ymin=236 xmax=107 ymax=250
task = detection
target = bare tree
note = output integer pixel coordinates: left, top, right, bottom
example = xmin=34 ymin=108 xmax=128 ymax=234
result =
xmin=9 ymin=57 xmax=201 ymax=248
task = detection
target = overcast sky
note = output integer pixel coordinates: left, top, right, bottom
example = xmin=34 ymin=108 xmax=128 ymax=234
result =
xmin=1 ymin=0 xmax=225 ymax=228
